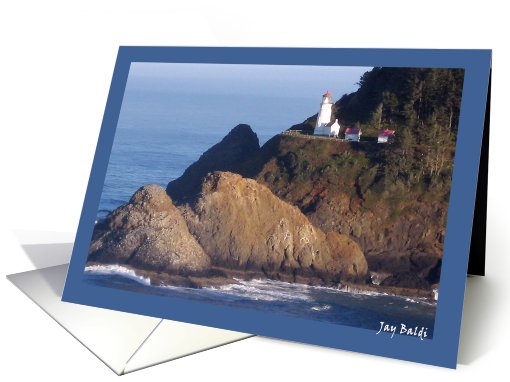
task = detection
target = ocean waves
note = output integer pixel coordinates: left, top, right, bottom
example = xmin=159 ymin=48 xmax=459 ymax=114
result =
xmin=83 ymin=264 xmax=434 ymax=307
xmin=83 ymin=264 xmax=436 ymax=332
xmin=204 ymin=278 xmax=316 ymax=303
xmin=84 ymin=264 xmax=151 ymax=286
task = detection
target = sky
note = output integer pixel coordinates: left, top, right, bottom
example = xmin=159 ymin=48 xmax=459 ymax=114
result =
xmin=117 ymin=62 xmax=372 ymax=141
xmin=128 ymin=62 xmax=372 ymax=98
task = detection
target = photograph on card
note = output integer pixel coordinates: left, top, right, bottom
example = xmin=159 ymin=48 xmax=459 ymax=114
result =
xmin=83 ymin=62 xmax=464 ymax=338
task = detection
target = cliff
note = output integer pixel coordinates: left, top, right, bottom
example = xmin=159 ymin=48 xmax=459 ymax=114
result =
xmin=166 ymin=125 xmax=446 ymax=289
xmin=180 ymin=171 xmax=367 ymax=283
xmin=250 ymin=134 xmax=445 ymax=286
xmin=89 ymin=171 xmax=367 ymax=285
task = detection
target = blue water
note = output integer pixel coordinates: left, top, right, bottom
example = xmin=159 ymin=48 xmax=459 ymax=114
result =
xmin=99 ymin=93 xmax=319 ymax=218
xmin=83 ymin=266 xmax=435 ymax=337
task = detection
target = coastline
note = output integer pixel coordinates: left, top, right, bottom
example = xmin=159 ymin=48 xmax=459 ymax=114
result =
xmin=85 ymin=261 xmax=437 ymax=303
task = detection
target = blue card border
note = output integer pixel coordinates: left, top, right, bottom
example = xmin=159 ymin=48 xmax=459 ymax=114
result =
xmin=62 ymin=47 xmax=491 ymax=368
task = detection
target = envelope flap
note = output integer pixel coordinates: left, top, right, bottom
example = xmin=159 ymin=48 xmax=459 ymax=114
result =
xmin=124 ymin=319 xmax=252 ymax=373
xmin=7 ymin=265 xmax=161 ymax=375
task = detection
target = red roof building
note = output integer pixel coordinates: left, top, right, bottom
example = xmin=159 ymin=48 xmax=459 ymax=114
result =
xmin=344 ymin=127 xmax=362 ymax=141
xmin=345 ymin=128 xmax=360 ymax=135
xmin=378 ymin=129 xmax=395 ymax=143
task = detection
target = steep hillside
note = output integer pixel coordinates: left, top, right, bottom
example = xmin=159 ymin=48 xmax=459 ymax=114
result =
xmin=167 ymin=127 xmax=447 ymax=288
xmin=250 ymin=133 xmax=446 ymax=285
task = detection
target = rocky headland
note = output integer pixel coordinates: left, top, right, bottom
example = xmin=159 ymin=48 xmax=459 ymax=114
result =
xmin=88 ymin=67 xmax=464 ymax=301
xmin=89 ymin=168 xmax=368 ymax=287
xmin=88 ymin=123 xmax=444 ymax=299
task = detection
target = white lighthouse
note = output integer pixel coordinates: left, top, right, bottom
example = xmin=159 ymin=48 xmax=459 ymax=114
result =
xmin=314 ymin=90 xmax=340 ymax=137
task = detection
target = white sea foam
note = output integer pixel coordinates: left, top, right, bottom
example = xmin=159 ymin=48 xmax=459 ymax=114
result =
xmin=311 ymin=304 xmax=332 ymax=312
xmin=204 ymin=278 xmax=399 ymax=304
xmin=85 ymin=264 xmax=152 ymax=286
xmin=202 ymin=276 xmax=416 ymax=304
xmin=336 ymin=283 xmax=388 ymax=297
xmin=338 ymin=284 xmax=436 ymax=306
xmin=402 ymin=296 xmax=436 ymax=307
xmin=204 ymin=278 xmax=315 ymax=302
xmin=85 ymin=264 xmax=436 ymax=307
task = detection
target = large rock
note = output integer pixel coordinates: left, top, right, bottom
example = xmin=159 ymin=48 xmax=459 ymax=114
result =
xmin=88 ymin=184 xmax=210 ymax=274
xmin=249 ymin=134 xmax=445 ymax=287
xmin=180 ymin=171 xmax=368 ymax=283
xmin=167 ymin=124 xmax=260 ymax=202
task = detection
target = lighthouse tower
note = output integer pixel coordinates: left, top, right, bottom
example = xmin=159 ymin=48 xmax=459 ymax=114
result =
xmin=316 ymin=90 xmax=333 ymax=127
xmin=314 ymin=91 xmax=340 ymax=137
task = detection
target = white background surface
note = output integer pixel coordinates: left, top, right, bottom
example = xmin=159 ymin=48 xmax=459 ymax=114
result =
xmin=1 ymin=1 xmax=508 ymax=380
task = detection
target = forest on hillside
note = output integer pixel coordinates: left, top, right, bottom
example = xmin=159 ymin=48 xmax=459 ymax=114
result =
xmin=290 ymin=67 xmax=465 ymax=196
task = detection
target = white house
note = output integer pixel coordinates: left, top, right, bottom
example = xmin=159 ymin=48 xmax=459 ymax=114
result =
xmin=315 ymin=119 xmax=341 ymax=137
xmin=314 ymin=91 xmax=341 ymax=137
xmin=377 ymin=129 xmax=395 ymax=143
xmin=345 ymin=127 xmax=362 ymax=142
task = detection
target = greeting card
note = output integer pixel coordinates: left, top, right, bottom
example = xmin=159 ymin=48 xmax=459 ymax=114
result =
xmin=62 ymin=47 xmax=491 ymax=368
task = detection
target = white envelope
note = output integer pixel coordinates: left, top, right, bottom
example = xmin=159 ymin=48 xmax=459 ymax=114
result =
xmin=7 ymin=239 xmax=252 ymax=375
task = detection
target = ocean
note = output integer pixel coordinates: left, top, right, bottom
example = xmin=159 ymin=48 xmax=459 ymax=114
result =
xmin=89 ymin=68 xmax=436 ymax=335
xmin=84 ymin=264 xmax=436 ymax=336
xmin=98 ymin=92 xmax=318 ymax=219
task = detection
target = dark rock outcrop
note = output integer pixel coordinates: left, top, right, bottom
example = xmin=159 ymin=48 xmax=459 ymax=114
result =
xmin=306 ymin=197 xmax=444 ymax=277
xmin=179 ymin=171 xmax=368 ymax=283
xmin=88 ymin=184 xmax=210 ymax=274
xmin=167 ymin=124 xmax=260 ymax=203
xmin=380 ymin=272 xmax=431 ymax=290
